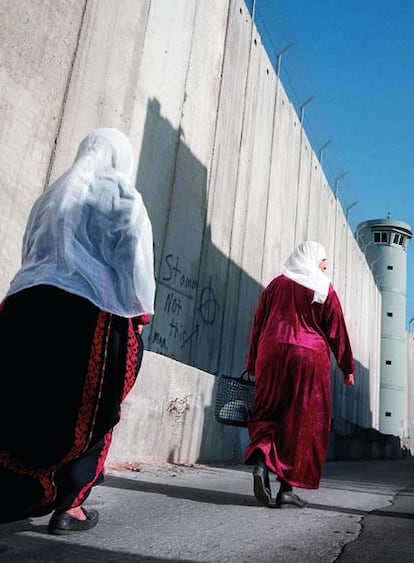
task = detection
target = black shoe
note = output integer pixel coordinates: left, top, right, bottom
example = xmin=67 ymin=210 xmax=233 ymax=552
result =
xmin=48 ymin=508 xmax=99 ymax=535
xmin=253 ymin=462 xmax=272 ymax=506
xmin=275 ymin=491 xmax=306 ymax=508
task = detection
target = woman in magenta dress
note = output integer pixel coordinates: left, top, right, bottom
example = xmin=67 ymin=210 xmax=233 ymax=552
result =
xmin=244 ymin=241 xmax=355 ymax=508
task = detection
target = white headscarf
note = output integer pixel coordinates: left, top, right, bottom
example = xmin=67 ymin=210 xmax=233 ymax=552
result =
xmin=282 ymin=241 xmax=330 ymax=304
xmin=7 ymin=128 xmax=155 ymax=317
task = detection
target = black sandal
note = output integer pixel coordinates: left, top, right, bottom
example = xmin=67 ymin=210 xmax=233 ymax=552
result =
xmin=275 ymin=491 xmax=306 ymax=508
xmin=48 ymin=508 xmax=99 ymax=535
xmin=253 ymin=461 xmax=272 ymax=506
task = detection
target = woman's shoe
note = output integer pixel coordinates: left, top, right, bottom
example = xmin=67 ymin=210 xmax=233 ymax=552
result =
xmin=48 ymin=508 xmax=99 ymax=535
xmin=275 ymin=491 xmax=306 ymax=508
xmin=253 ymin=461 xmax=272 ymax=506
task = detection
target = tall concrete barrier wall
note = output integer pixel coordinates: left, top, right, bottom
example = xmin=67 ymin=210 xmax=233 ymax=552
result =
xmin=1 ymin=0 xmax=385 ymax=463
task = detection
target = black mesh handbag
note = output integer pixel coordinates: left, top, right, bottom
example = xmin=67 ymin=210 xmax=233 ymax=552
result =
xmin=214 ymin=371 xmax=255 ymax=427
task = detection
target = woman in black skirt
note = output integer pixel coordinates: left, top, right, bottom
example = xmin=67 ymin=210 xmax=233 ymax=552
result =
xmin=0 ymin=128 xmax=155 ymax=534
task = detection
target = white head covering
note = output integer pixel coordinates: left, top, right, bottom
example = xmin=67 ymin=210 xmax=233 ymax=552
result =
xmin=282 ymin=241 xmax=330 ymax=304
xmin=7 ymin=127 xmax=155 ymax=317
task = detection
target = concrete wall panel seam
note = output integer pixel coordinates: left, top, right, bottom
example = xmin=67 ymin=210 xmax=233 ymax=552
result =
xmin=44 ymin=0 xmax=89 ymax=188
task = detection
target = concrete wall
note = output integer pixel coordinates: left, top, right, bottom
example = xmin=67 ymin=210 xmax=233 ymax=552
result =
xmin=107 ymin=351 xmax=248 ymax=466
xmin=0 ymin=0 xmax=385 ymax=463
xmin=0 ymin=0 xmax=88 ymax=288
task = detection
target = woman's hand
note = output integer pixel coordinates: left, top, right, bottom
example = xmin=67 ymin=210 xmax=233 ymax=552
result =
xmin=343 ymin=373 xmax=354 ymax=386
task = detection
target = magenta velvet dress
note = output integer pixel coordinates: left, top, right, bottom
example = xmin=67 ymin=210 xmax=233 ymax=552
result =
xmin=244 ymin=274 xmax=354 ymax=489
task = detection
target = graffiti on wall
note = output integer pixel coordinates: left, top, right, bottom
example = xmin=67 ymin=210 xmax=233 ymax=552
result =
xmin=150 ymin=253 xmax=220 ymax=359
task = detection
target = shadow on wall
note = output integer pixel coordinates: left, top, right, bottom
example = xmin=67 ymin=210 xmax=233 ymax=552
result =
xmin=331 ymin=358 xmax=373 ymax=429
xmin=135 ymin=97 xmax=262 ymax=378
xmin=164 ymin=374 xmax=249 ymax=465
xmin=328 ymin=359 xmax=402 ymax=461
xmin=134 ymin=97 xmax=376 ymax=464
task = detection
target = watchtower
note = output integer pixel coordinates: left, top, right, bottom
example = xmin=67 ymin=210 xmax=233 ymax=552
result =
xmin=356 ymin=216 xmax=412 ymax=438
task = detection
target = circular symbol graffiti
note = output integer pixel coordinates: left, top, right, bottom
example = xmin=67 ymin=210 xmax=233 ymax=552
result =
xmin=199 ymin=285 xmax=219 ymax=325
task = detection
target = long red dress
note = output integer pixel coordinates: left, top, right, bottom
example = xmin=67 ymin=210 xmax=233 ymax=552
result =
xmin=244 ymin=274 xmax=354 ymax=489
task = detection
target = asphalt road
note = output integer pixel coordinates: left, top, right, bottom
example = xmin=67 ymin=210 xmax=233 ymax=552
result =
xmin=1 ymin=458 xmax=413 ymax=562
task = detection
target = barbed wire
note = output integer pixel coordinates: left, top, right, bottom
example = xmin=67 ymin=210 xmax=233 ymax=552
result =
xmin=245 ymin=0 xmax=362 ymax=231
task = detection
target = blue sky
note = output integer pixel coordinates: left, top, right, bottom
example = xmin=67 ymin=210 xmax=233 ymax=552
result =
xmin=248 ymin=0 xmax=414 ymax=324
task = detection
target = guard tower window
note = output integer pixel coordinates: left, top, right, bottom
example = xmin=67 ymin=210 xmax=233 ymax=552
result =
xmin=385 ymin=360 xmax=392 ymax=365
xmin=387 ymin=312 xmax=393 ymax=317
xmin=373 ymin=231 xmax=388 ymax=243
xmin=392 ymin=233 xmax=405 ymax=246
xmin=387 ymin=265 xmax=393 ymax=270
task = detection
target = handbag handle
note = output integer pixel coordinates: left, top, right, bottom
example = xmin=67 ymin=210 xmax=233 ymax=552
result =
xmin=239 ymin=370 xmax=255 ymax=384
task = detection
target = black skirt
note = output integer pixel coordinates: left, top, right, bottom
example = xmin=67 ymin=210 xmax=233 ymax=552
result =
xmin=0 ymin=285 xmax=143 ymax=522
